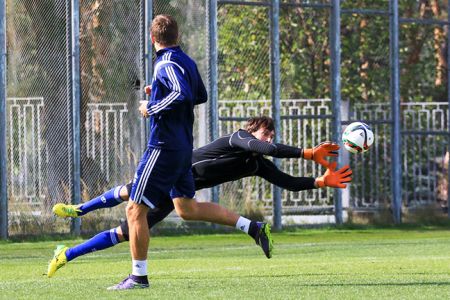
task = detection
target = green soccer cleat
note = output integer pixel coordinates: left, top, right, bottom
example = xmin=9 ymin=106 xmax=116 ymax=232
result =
xmin=52 ymin=203 xmax=81 ymax=218
xmin=255 ymin=222 xmax=274 ymax=259
xmin=47 ymin=245 xmax=68 ymax=278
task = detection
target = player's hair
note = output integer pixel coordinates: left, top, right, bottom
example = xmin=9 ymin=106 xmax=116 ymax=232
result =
xmin=151 ymin=14 xmax=179 ymax=46
xmin=245 ymin=116 xmax=275 ymax=133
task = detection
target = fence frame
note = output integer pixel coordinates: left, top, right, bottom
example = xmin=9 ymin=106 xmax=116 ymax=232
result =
xmin=448 ymin=2 xmax=450 ymax=220
xmin=208 ymin=0 xmax=220 ymax=206
xmin=270 ymin=0 xmax=282 ymax=229
xmin=0 ymin=0 xmax=7 ymax=239
xmin=2 ymin=0 xmax=450 ymax=238
xmin=331 ymin=0 xmax=342 ymax=225
xmin=390 ymin=0 xmax=402 ymax=224
xmin=70 ymin=0 xmax=82 ymax=235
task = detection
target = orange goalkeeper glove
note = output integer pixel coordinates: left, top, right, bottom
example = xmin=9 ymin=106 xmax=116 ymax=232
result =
xmin=303 ymin=141 xmax=339 ymax=167
xmin=315 ymin=162 xmax=352 ymax=189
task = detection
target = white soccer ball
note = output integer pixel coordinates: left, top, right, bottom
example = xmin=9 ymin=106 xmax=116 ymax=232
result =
xmin=342 ymin=122 xmax=374 ymax=154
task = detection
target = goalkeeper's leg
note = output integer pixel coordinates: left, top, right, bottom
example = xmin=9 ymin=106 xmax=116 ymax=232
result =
xmin=52 ymin=183 xmax=132 ymax=218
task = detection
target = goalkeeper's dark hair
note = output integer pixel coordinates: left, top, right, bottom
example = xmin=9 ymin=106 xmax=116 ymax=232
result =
xmin=245 ymin=116 xmax=275 ymax=133
xmin=151 ymin=14 xmax=179 ymax=46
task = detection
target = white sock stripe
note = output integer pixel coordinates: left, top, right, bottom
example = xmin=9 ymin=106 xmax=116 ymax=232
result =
xmin=136 ymin=149 xmax=161 ymax=202
xmin=236 ymin=216 xmax=251 ymax=234
xmin=132 ymin=259 xmax=148 ymax=277
xmin=113 ymin=186 xmax=122 ymax=202
xmin=133 ymin=149 xmax=160 ymax=203
xmin=110 ymin=228 xmax=118 ymax=245
xmin=150 ymin=91 xmax=180 ymax=114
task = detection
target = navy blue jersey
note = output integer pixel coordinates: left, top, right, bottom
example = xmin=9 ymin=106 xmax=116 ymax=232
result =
xmin=146 ymin=46 xmax=207 ymax=150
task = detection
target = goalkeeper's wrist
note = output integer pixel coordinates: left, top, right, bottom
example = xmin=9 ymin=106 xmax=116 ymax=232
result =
xmin=315 ymin=177 xmax=325 ymax=188
xmin=303 ymin=148 xmax=313 ymax=160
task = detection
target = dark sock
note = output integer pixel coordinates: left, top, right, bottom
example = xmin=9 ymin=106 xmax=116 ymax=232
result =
xmin=131 ymin=274 xmax=149 ymax=284
xmin=248 ymin=221 xmax=259 ymax=240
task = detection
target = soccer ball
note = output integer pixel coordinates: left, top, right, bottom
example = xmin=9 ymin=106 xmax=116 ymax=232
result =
xmin=342 ymin=122 xmax=374 ymax=154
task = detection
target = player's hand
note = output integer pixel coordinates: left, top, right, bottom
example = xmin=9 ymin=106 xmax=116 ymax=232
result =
xmin=303 ymin=141 xmax=339 ymax=167
xmin=144 ymin=85 xmax=152 ymax=95
xmin=315 ymin=162 xmax=352 ymax=189
xmin=139 ymin=100 xmax=149 ymax=118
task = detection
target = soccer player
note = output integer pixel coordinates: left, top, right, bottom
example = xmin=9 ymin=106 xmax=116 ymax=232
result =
xmin=47 ymin=117 xmax=352 ymax=280
xmin=108 ymin=14 xmax=207 ymax=290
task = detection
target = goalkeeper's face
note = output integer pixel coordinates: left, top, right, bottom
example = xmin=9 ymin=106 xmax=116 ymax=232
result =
xmin=253 ymin=127 xmax=275 ymax=143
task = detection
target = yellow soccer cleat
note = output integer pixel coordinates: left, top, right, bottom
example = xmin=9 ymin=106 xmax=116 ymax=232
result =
xmin=52 ymin=203 xmax=81 ymax=218
xmin=47 ymin=245 xmax=68 ymax=278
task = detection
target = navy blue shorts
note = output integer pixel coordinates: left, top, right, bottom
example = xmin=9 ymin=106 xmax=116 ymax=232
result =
xmin=130 ymin=147 xmax=195 ymax=208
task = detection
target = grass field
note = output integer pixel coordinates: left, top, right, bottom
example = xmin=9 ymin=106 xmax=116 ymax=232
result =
xmin=1 ymin=228 xmax=450 ymax=299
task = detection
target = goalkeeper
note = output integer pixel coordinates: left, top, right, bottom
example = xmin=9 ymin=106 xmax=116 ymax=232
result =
xmin=48 ymin=116 xmax=351 ymax=277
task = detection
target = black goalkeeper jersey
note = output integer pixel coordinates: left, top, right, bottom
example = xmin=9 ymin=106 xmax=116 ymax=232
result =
xmin=191 ymin=129 xmax=316 ymax=191
xmin=121 ymin=129 xmax=317 ymax=236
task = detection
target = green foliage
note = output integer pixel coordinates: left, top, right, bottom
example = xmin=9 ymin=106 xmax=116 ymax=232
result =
xmin=218 ymin=5 xmax=271 ymax=100
xmin=217 ymin=1 xmax=449 ymax=103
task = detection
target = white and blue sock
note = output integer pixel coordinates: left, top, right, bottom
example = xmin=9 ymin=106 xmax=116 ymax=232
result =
xmin=236 ymin=216 xmax=251 ymax=233
xmin=65 ymin=228 xmax=120 ymax=261
xmin=236 ymin=216 xmax=259 ymax=239
xmin=132 ymin=259 xmax=148 ymax=278
xmin=78 ymin=186 xmax=124 ymax=216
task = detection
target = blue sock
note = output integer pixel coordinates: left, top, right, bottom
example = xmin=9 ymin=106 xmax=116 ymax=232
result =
xmin=65 ymin=228 xmax=120 ymax=262
xmin=78 ymin=186 xmax=124 ymax=216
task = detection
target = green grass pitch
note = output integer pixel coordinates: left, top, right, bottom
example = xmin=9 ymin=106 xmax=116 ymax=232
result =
xmin=1 ymin=228 xmax=450 ymax=299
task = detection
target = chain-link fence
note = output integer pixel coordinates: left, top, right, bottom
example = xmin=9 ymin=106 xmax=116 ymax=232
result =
xmin=77 ymin=0 xmax=143 ymax=235
xmin=1 ymin=0 xmax=450 ymax=237
xmin=5 ymin=0 xmax=72 ymax=236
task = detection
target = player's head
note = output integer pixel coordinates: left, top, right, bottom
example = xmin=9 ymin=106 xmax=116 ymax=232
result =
xmin=246 ymin=116 xmax=275 ymax=143
xmin=151 ymin=14 xmax=179 ymax=47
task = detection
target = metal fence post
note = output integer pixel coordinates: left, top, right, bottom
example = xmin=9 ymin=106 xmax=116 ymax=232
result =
xmin=389 ymin=0 xmax=401 ymax=224
xmin=447 ymin=2 xmax=450 ymax=220
xmin=0 ymin=0 xmax=7 ymax=239
xmin=71 ymin=0 xmax=81 ymax=235
xmin=270 ymin=0 xmax=282 ymax=230
xmin=145 ymin=0 xmax=152 ymax=91
xmin=209 ymin=0 xmax=219 ymax=205
xmin=331 ymin=0 xmax=343 ymax=225
xmin=141 ymin=0 xmax=152 ymax=149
